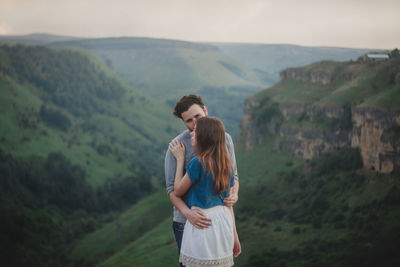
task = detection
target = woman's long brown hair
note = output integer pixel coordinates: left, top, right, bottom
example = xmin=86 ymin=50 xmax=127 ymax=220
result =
xmin=195 ymin=117 xmax=232 ymax=194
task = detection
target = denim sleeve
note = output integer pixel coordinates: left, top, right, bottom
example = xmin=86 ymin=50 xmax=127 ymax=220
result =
xmin=226 ymin=133 xmax=239 ymax=180
xmin=165 ymin=148 xmax=177 ymax=195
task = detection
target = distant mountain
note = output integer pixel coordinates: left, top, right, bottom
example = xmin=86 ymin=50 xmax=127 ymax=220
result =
xmin=212 ymin=43 xmax=375 ymax=85
xmin=0 ymin=34 xmax=375 ymax=139
xmin=1 ymin=34 xmax=397 ymax=266
xmin=49 ymin=37 xmax=262 ymax=97
xmin=47 ymin=37 xmax=264 ymax=139
xmin=0 ymin=33 xmax=79 ymax=45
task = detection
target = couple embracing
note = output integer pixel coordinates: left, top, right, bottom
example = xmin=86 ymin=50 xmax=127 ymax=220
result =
xmin=165 ymin=95 xmax=241 ymax=267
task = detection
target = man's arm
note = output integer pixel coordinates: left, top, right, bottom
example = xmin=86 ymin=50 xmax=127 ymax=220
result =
xmin=165 ymin=146 xmax=211 ymax=228
xmin=168 ymin=191 xmax=211 ymax=228
xmin=224 ymin=134 xmax=239 ymax=207
xmin=226 ymin=134 xmax=239 ymax=181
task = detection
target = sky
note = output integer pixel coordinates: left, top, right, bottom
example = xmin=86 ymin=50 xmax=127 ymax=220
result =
xmin=0 ymin=0 xmax=399 ymax=49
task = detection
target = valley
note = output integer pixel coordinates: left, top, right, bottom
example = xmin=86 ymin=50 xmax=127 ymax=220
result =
xmin=0 ymin=35 xmax=398 ymax=266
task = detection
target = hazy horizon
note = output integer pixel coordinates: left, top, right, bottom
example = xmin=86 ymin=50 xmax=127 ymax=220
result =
xmin=1 ymin=0 xmax=399 ymax=50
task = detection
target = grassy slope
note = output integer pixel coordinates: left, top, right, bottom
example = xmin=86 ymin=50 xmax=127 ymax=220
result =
xmin=255 ymin=58 xmax=400 ymax=109
xmin=49 ymin=38 xmax=264 ymax=140
xmin=69 ymin=191 xmax=173 ymax=266
xmin=234 ymin=145 xmax=399 ymax=267
xmin=93 ymin=138 xmax=399 ymax=266
xmin=91 ymin=58 xmax=400 ymax=266
xmin=49 ymin=37 xmax=263 ymax=98
xmin=1 ymin=36 xmax=396 ymax=266
xmin=0 ymin=35 xmax=374 ymax=141
xmin=98 ymin=217 xmax=177 ymax=267
xmin=0 ymin=44 xmax=183 ymax=186
xmin=0 ymin=44 xmax=186 ymax=266
xmin=234 ymin=58 xmax=400 ymax=266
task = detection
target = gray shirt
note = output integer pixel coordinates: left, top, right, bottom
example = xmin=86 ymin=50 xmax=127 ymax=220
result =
xmin=165 ymin=129 xmax=239 ymax=223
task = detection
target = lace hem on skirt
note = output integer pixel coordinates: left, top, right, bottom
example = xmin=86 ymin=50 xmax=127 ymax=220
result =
xmin=179 ymin=253 xmax=233 ymax=267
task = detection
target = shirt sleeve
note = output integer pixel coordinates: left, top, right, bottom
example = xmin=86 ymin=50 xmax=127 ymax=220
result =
xmin=186 ymin=157 xmax=201 ymax=184
xmin=226 ymin=133 xmax=239 ymax=181
xmin=165 ymin=148 xmax=177 ymax=195
xmin=230 ymin=172 xmax=235 ymax=187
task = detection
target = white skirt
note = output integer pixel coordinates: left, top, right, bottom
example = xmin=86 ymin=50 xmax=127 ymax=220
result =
xmin=179 ymin=205 xmax=234 ymax=267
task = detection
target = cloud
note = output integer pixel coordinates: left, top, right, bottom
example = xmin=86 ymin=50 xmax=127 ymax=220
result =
xmin=0 ymin=0 xmax=399 ymax=48
xmin=0 ymin=24 xmax=12 ymax=35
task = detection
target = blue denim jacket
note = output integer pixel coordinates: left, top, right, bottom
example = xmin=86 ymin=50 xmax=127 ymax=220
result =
xmin=165 ymin=130 xmax=238 ymax=223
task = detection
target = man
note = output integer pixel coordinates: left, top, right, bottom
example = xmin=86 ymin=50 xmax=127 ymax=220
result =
xmin=164 ymin=95 xmax=239 ymax=263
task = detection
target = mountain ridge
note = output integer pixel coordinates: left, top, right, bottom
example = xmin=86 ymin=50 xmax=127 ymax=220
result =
xmin=241 ymin=53 xmax=400 ymax=172
xmin=1 ymin=35 xmax=396 ymax=266
xmin=1 ymin=34 xmax=375 ymax=139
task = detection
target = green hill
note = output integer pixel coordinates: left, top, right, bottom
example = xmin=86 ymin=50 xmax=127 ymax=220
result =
xmin=48 ymin=37 xmax=264 ymax=140
xmin=232 ymin=143 xmax=400 ymax=267
xmin=89 ymin=53 xmax=400 ymax=267
xmin=235 ymin=52 xmax=400 ymax=266
xmin=69 ymin=192 xmax=173 ymax=267
xmin=0 ymin=33 xmax=80 ymax=46
xmin=89 ymin=141 xmax=400 ymax=267
xmin=213 ymin=43 xmax=375 ymax=85
xmin=255 ymin=57 xmax=400 ymax=108
xmin=0 ymin=44 xmax=181 ymax=185
xmin=0 ymin=34 xmax=373 ymax=140
xmin=0 ymin=43 xmax=182 ymax=266
xmin=49 ymin=37 xmax=261 ymax=97
xmin=0 ymin=35 xmax=396 ymax=266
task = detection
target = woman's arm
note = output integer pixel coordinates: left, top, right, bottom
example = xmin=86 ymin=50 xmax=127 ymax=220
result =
xmin=228 ymin=206 xmax=241 ymax=258
xmin=169 ymin=140 xmax=193 ymax=197
xmin=174 ymin=172 xmax=192 ymax=197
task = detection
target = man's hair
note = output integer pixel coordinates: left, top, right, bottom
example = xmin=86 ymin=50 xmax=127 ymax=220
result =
xmin=173 ymin=94 xmax=204 ymax=119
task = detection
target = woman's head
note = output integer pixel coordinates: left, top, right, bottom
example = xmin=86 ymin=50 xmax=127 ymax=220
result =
xmin=194 ymin=117 xmax=232 ymax=194
xmin=193 ymin=117 xmax=226 ymax=152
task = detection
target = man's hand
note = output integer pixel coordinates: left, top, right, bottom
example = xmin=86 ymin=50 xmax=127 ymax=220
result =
xmin=223 ymin=187 xmax=238 ymax=207
xmin=186 ymin=209 xmax=212 ymax=229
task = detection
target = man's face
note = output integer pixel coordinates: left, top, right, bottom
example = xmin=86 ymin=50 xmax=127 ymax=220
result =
xmin=181 ymin=104 xmax=208 ymax=132
xmin=190 ymin=130 xmax=196 ymax=147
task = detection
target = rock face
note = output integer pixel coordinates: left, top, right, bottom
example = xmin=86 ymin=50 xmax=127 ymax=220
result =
xmin=279 ymin=124 xmax=350 ymax=159
xmin=352 ymin=108 xmax=400 ymax=173
xmin=241 ymin=99 xmax=400 ymax=173
xmin=240 ymin=97 xmax=262 ymax=150
xmin=280 ymin=68 xmax=332 ymax=85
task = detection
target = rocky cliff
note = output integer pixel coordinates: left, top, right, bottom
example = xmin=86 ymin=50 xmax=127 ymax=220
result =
xmin=241 ymin=97 xmax=400 ymax=173
xmin=352 ymin=108 xmax=400 ymax=172
xmin=241 ymin=55 xmax=400 ymax=173
xmin=280 ymin=68 xmax=332 ymax=85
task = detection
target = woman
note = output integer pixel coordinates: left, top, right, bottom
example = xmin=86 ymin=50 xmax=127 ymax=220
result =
xmin=169 ymin=116 xmax=241 ymax=267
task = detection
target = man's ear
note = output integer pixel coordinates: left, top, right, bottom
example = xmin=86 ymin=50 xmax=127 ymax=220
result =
xmin=203 ymin=106 xmax=208 ymax=116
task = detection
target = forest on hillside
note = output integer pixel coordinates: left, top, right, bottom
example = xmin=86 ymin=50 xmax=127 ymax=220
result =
xmin=0 ymin=44 xmax=176 ymax=266
xmin=0 ymin=40 xmax=399 ymax=266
